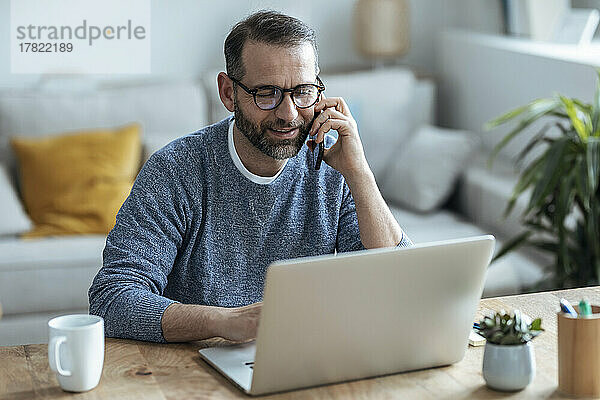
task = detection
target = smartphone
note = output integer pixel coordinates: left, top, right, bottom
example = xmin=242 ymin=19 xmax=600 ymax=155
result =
xmin=314 ymin=140 xmax=324 ymax=170
xmin=307 ymin=109 xmax=325 ymax=170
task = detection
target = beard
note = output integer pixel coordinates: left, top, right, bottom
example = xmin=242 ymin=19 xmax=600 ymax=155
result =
xmin=234 ymin=101 xmax=311 ymax=160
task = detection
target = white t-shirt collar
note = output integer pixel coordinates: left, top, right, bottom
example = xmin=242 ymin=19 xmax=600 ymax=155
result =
xmin=228 ymin=118 xmax=288 ymax=185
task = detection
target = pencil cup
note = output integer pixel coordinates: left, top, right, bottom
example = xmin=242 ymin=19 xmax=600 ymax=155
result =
xmin=558 ymin=305 xmax=600 ymax=398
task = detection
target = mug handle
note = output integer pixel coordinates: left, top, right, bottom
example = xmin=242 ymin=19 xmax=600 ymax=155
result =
xmin=48 ymin=336 xmax=72 ymax=377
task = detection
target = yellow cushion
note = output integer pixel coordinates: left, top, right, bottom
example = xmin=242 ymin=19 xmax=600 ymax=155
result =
xmin=11 ymin=124 xmax=141 ymax=238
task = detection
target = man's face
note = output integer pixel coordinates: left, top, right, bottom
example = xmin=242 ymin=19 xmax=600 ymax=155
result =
xmin=233 ymin=41 xmax=317 ymax=160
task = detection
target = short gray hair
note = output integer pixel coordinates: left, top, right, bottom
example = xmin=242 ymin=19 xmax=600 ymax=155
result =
xmin=224 ymin=10 xmax=319 ymax=81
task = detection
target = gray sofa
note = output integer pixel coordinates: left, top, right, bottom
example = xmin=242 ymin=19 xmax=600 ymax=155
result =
xmin=0 ymin=68 xmax=545 ymax=346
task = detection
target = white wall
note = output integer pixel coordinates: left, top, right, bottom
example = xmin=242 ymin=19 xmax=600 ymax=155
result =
xmin=0 ymin=0 xmax=502 ymax=89
xmin=438 ymin=30 xmax=599 ymax=160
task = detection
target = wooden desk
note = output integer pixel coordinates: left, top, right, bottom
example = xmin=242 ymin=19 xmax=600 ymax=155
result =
xmin=1 ymin=287 xmax=598 ymax=399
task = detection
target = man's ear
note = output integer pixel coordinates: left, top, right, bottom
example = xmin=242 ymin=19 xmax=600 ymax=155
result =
xmin=217 ymin=72 xmax=235 ymax=113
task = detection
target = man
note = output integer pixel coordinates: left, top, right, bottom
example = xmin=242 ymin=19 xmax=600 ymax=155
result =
xmin=89 ymin=10 xmax=411 ymax=343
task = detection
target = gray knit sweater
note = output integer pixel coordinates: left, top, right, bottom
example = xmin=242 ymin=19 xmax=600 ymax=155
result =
xmin=89 ymin=117 xmax=412 ymax=342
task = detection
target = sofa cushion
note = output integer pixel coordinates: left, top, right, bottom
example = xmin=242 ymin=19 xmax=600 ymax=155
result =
xmin=389 ymin=205 xmax=545 ymax=297
xmin=0 ymin=163 xmax=32 ymax=236
xmin=0 ymin=235 xmax=105 ymax=315
xmin=456 ymin=153 xmax=530 ymax=239
xmin=319 ymin=68 xmax=417 ymax=180
xmin=11 ymin=124 xmax=142 ymax=237
xmin=413 ymin=78 xmax=436 ymax=127
xmin=0 ymin=79 xmax=208 ymax=176
xmin=0 ymin=309 xmax=89 ymax=346
xmin=382 ymin=124 xmax=479 ymax=212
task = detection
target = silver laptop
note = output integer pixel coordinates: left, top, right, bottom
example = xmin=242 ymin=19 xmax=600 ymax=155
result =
xmin=199 ymin=235 xmax=495 ymax=396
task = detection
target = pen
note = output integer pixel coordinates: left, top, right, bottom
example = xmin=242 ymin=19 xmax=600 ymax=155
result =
xmin=579 ymin=299 xmax=592 ymax=318
xmin=560 ymin=298 xmax=578 ymax=317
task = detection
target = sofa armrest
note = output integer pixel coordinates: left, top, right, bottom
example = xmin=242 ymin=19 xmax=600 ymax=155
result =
xmin=455 ymin=152 xmax=528 ymax=238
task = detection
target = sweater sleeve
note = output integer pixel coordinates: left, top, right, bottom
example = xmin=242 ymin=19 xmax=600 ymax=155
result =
xmin=336 ymin=182 xmax=366 ymax=253
xmin=336 ymin=181 xmax=414 ymax=252
xmin=396 ymin=232 xmax=414 ymax=248
xmin=88 ymin=151 xmax=190 ymax=343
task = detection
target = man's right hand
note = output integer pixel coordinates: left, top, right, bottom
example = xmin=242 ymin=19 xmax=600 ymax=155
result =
xmin=215 ymin=302 xmax=263 ymax=342
xmin=161 ymin=302 xmax=263 ymax=343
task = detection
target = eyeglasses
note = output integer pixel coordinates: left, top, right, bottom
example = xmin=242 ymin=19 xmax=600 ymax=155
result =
xmin=229 ymin=75 xmax=325 ymax=110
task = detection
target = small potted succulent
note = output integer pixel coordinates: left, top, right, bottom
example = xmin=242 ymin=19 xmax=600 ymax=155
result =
xmin=475 ymin=309 xmax=544 ymax=391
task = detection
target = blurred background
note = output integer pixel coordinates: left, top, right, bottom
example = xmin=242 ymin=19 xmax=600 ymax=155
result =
xmin=1 ymin=0 xmax=599 ymax=345
xmin=1 ymin=0 xmax=598 ymax=85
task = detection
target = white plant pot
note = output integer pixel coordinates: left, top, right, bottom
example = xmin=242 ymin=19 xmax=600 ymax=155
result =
xmin=482 ymin=342 xmax=535 ymax=391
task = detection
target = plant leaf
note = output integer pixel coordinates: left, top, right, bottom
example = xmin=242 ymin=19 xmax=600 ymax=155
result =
xmin=485 ymin=102 xmax=536 ymax=130
xmin=514 ymin=309 xmax=521 ymax=331
xmin=524 ymin=220 xmax=553 ymax=233
xmin=492 ymin=231 xmax=533 ymax=262
xmin=530 ymin=318 xmax=543 ymax=331
xmin=587 ymin=137 xmax=600 ymax=195
xmin=555 ymin=173 xmax=575 ymax=227
xmin=530 ymin=330 xmax=543 ymax=338
xmin=573 ymin=98 xmax=593 ymax=114
xmin=488 ymin=98 xmax=559 ymax=165
xmin=499 ymin=335 xmax=516 ymax=345
xmin=527 ymin=138 xmax=569 ymax=212
xmin=505 ymin=156 xmax=545 ymax=217
xmin=574 ymin=156 xmax=590 ymax=211
xmin=560 ymin=95 xmax=589 ymax=140
xmin=515 ymin=123 xmax=551 ymax=166
xmin=490 ymin=332 xmax=504 ymax=344
xmin=551 ymin=111 xmax=569 ymax=119
xmin=528 ymin=240 xmax=559 ymax=253
xmin=592 ymin=68 xmax=600 ymax=135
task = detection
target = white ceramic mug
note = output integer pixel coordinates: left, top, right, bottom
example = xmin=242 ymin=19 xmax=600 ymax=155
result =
xmin=48 ymin=314 xmax=105 ymax=392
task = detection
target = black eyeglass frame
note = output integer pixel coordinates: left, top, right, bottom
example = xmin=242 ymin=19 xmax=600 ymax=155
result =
xmin=229 ymin=75 xmax=326 ymax=110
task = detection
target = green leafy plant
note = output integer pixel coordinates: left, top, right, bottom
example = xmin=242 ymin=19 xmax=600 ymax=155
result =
xmin=486 ymin=69 xmax=600 ymax=288
xmin=476 ymin=310 xmax=543 ymax=345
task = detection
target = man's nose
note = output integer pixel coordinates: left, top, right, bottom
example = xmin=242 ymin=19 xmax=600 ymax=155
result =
xmin=274 ymin=92 xmax=298 ymax=122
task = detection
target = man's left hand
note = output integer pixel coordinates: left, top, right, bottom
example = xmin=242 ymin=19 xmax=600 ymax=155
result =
xmin=309 ymin=97 xmax=370 ymax=179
